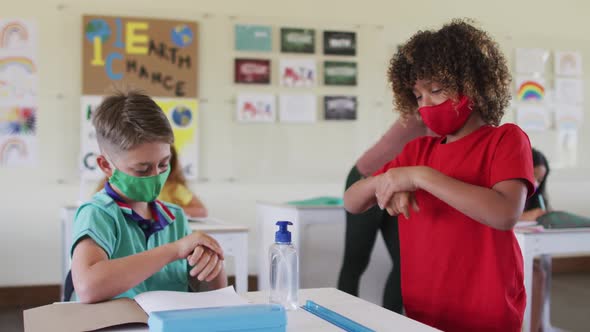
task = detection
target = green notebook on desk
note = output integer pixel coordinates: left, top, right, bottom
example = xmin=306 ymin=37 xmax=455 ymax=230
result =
xmin=287 ymin=196 xmax=344 ymax=207
xmin=537 ymin=211 xmax=590 ymax=229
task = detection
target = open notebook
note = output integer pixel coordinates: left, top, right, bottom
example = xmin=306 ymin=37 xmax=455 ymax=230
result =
xmin=24 ymin=287 xmax=248 ymax=332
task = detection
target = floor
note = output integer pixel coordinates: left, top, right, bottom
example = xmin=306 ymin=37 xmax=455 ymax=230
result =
xmin=2 ymin=273 xmax=589 ymax=332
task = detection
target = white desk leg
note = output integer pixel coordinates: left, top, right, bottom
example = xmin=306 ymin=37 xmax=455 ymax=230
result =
xmin=234 ymin=233 xmax=248 ymax=294
xmin=522 ymin=242 xmax=534 ymax=332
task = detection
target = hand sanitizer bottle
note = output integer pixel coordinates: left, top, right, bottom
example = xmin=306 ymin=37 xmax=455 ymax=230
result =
xmin=269 ymin=221 xmax=299 ymax=310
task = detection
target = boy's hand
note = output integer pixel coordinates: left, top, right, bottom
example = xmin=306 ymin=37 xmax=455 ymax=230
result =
xmin=385 ymin=191 xmax=420 ymax=218
xmin=375 ymin=167 xmax=420 ymax=209
xmin=187 ymin=245 xmax=224 ymax=282
xmin=174 ymin=231 xmax=224 ymax=261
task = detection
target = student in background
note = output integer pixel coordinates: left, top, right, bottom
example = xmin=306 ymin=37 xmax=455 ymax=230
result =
xmin=97 ymin=146 xmax=208 ymax=218
xmin=338 ymin=116 xmax=429 ymax=313
xmin=523 ymin=148 xmax=562 ymax=332
xmin=158 ymin=146 xmax=208 ymax=218
xmin=72 ymin=90 xmax=226 ymax=303
xmin=344 ymin=20 xmax=534 ymax=331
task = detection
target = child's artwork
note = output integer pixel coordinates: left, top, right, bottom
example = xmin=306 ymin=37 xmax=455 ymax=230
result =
xmin=79 ymin=96 xmax=103 ymax=179
xmin=235 ymin=25 xmax=272 ymax=52
xmin=0 ymin=105 xmax=36 ymax=135
xmin=156 ymin=98 xmax=199 ymax=179
xmin=516 ymin=105 xmax=550 ymax=131
xmin=324 ymin=61 xmax=357 ymax=86
xmin=323 ymin=31 xmax=356 ymax=56
xmin=0 ymin=19 xmax=37 ymax=168
xmin=280 ymin=28 xmax=315 ymax=54
xmin=516 ymin=77 xmax=545 ymax=102
xmin=280 ymin=59 xmax=316 ymax=87
xmin=236 ymin=93 xmax=276 ymax=123
xmin=279 ymin=94 xmax=316 ymax=123
xmin=0 ymin=20 xmax=36 ymax=51
xmin=82 ymin=15 xmax=198 ymax=97
xmin=234 ymin=58 xmax=271 ymax=84
xmin=555 ymin=78 xmax=584 ymax=105
xmin=515 ymin=48 xmax=549 ymax=74
xmin=554 ymin=51 xmax=583 ymax=77
xmin=0 ymin=135 xmax=36 ymax=167
xmin=555 ymin=104 xmax=583 ymax=131
xmin=324 ymin=96 xmax=357 ymax=120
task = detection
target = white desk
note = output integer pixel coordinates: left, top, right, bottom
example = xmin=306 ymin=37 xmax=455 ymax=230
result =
xmin=61 ymin=207 xmax=250 ymax=294
xmin=103 ymin=288 xmax=440 ymax=332
xmin=515 ymin=228 xmax=590 ymax=332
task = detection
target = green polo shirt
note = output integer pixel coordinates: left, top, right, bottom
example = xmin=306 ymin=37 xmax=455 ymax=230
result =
xmin=70 ymin=190 xmax=191 ymax=300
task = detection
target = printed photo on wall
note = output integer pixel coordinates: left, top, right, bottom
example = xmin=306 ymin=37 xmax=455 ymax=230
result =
xmin=323 ymin=31 xmax=356 ymax=56
xmin=235 ymin=24 xmax=272 ymax=52
xmin=324 ymin=96 xmax=357 ymax=120
xmin=324 ymin=61 xmax=357 ymax=86
xmin=280 ymin=59 xmax=316 ymax=87
xmin=234 ymin=58 xmax=271 ymax=84
xmin=280 ymin=28 xmax=315 ymax=54
xmin=236 ymin=93 xmax=276 ymax=123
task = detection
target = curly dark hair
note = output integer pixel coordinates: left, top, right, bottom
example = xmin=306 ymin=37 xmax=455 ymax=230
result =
xmin=388 ymin=19 xmax=511 ymax=126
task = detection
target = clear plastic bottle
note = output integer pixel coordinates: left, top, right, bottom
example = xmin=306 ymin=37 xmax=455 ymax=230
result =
xmin=269 ymin=221 xmax=299 ymax=310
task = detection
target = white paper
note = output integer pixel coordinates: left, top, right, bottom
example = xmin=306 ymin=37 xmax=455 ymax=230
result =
xmin=554 ymin=78 xmax=584 ymax=105
xmin=236 ymin=93 xmax=276 ymax=123
xmin=280 ymin=59 xmax=316 ymax=87
xmin=279 ymin=94 xmax=316 ymax=123
xmin=515 ymin=48 xmax=549 ymax=74
xmin=134 ymin=286 xmax=248 ymax=315
xmin=554 ymin=51 xmax=583 ymax=77
xmin=516 ymin=105 xmax=550 ymax=131
xmin=515 ymin=76 xmax=546 ymax=102
xmin=554 ymin=104 xmax=583 ymax=131
xmin=0 ymin=135 xmax=36 ymax=167
xmin=557 ymin=129 xmax=578 ymax=167
xmin=80 ymin=95 xmax=104 ymax=180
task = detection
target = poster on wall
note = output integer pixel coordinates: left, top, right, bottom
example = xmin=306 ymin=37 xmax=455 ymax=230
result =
xmin=82 ymin=15 xmax=198 ymax=97
xmin=0 ymin=19 xmax=37 ymax=167
xmin=236 ymin=93 xmax=276 ymax=123
xmin=279 ymin=94 xmax=316 ymax=123
xmin=515 ymin=77 xmax=546 ymax=102
xmin=324 ymin=61 xmax=357 ymax=86
xmin=156 ymin=98 xmax=199 ymax=179
xmin=234 ymin=58 xmax=271 ymax=84
xmin=554 ymin=51 xmax=583 ymax=77
xmin=323 ymin=31 xmax=356 ymax=56
xmin=515 ymin=48 xmax=549 ymax=74
xmin=280 ymin=28 xmax=315 ymax=54
xmin=280 ymin=59 xmax=316 ymax=87
xmin=79 ymin=96 xmax=103 ymax=179
xmin=516 ymin=105 xmax=550 ymax=131
xmin=324 ymin=96 xmax=357 ymax=120
xmin=554 ymin=78 xmax=584 ymax=105
xmin=235 ymin=24 xmax=272 ymax=52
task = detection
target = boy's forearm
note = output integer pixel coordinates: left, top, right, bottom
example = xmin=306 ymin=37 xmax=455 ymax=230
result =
xmin=76 ymin=243 xmax=179 ymax=303
xmin=344 ymin=177 xmax=379 ymax=214
xmin=415 ymin=167 xmax=525 ymax=230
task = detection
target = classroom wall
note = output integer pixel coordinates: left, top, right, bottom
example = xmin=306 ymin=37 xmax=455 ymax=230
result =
xmin=1 ymin=0 xmax=589 ymax=286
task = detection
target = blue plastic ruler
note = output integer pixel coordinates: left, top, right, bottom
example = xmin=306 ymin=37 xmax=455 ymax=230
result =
xmin=301 ymin=300 xmax=376 ymax=332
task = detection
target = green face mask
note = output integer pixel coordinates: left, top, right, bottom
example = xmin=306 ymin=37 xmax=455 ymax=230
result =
xmin=109 ymin=167 xmax=171 ymax=202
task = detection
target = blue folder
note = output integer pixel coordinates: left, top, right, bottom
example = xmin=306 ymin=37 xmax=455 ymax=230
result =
xmin=148 ymin=304 xmax=286 ymax=332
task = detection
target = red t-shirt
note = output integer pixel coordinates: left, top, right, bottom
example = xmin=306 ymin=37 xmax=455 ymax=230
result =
xmin=374 ymin=124 xmax=534 ymax=332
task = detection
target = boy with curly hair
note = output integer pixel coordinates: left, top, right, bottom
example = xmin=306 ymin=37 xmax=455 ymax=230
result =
xmin=344 ymin=20 xmax=534 ymax=331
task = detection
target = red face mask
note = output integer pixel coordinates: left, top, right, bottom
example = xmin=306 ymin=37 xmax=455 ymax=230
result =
xmin=418 ymin=96 xmax=472 ymax=136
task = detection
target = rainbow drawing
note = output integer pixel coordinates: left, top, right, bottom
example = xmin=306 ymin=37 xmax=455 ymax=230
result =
xmin=0 ymin=57 xmax=36 ymax=73
xmin=0 ymin=137 xmax=28 ymax=165
xmin=517 ymin=81 xmax=544 ymax=101
xmin=0 ymin=22 xmax=28 ymax=48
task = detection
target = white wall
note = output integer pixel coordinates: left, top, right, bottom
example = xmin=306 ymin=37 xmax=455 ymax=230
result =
xmin=1 ymin=0 xmax=589 ymax=286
